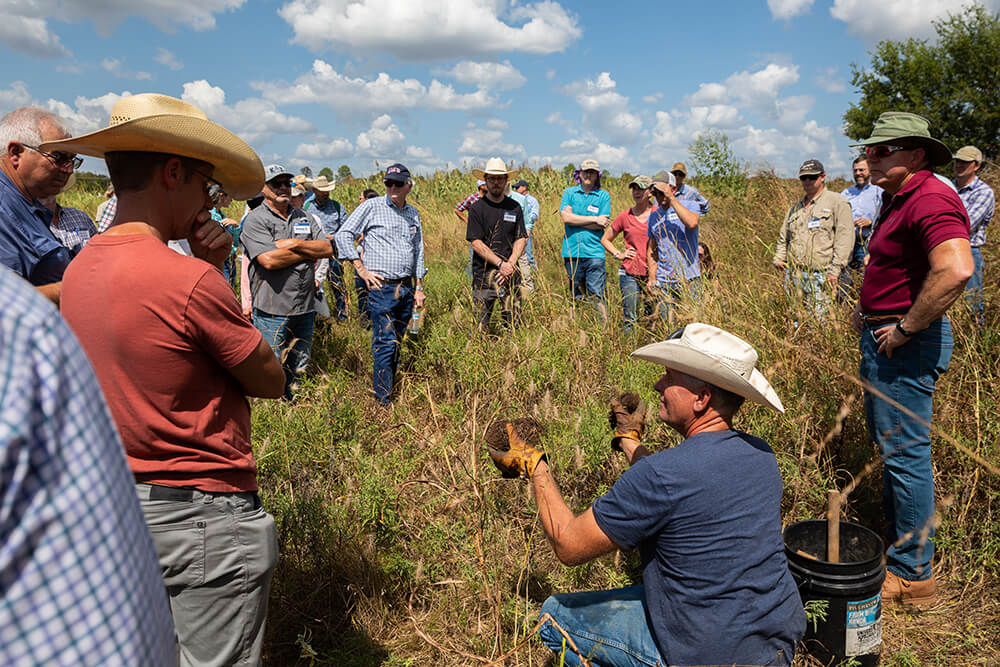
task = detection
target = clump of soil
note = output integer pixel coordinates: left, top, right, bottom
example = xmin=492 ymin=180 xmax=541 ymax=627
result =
xmin=485 ymin=418 xmax=544 ymax=451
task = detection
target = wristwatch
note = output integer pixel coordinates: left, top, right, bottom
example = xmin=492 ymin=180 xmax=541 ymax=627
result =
xmin=896 ymin=320 xmax=915 ymax=337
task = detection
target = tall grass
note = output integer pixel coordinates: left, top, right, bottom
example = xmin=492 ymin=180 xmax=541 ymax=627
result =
xmin=60 ymin=166 xmax=1000 ymax=665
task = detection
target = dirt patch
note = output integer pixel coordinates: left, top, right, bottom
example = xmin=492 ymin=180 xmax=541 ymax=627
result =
xmin=484 ymin=418 xmax=544 ymax=451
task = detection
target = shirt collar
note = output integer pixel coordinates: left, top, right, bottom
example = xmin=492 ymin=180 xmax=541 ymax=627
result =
xmin=0 ymin=155 xmax=35 ymax=204
xmin=956 ymin=176 xmax=981 ymax=192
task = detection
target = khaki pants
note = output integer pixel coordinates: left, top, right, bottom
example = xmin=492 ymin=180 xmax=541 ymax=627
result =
xmin=137 ymin=483 xmax=278 ymax=667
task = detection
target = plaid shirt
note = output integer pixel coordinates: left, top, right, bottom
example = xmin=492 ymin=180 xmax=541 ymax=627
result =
xmin=0 ymin=267 xmax=176 ymax=666
xmin=956 ymin=176 xmax=995 ymax=247
xmin=335 ymin=195 xmax=426 ymax=280
xmin=455 ymin=191 xmax=482 ymax=212
xmin=49 ymin=205 xmax=97 ymax=257
xmin=95 ymin=195 xmax=117 ymax=232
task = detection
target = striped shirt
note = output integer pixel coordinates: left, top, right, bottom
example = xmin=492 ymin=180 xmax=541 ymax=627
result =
xmin=0 ymin=266 xmax=176 ymax=666
xmin=95 ymin=195 xmax=117 ymax=233
xmin=49 ymin=205 xmax=98 ymax=257
xmin=335 ymin=195 xmax=426 ymax=280
xmin=955 ymin=176 xmax=995 ymax=247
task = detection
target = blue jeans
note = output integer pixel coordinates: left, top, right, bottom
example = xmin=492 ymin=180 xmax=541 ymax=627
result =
xmin=965 ymin=246 xmax=984 ymax=324
xmin=325 ymin=260 xmax=348 ymax=320
xmin=538 ymin=586 xmax=663 ymax=667
xmin=860 ymin=317 xmax=953 ymax=580
xmin=619 ymin=272 xmax=652 ymax=328
xmin=564 ymin=257 xmax=607 ymax=316
xmin=523 ymin=234 xmax=537 ymax=267
xmin=653 ymin=278 xmax=701 ymax=322
xmin=368 ymin=282 xmax=414 ymax=403
xmin=253 ymin=309 xmax=315 ymax=400
xmin=784 ymin=269 xmax=830 ymax=319
xmin=838 ymin=245 xmax=868 ymax=299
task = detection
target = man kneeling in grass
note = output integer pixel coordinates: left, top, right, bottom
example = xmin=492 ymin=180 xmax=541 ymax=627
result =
xmin=487 ymin=323 xmax=805 ymax=666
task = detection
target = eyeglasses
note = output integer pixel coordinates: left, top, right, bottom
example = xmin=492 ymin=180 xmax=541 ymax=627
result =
xmin=864 ymin=145 xmax=909 ymax=160
xmin=192 ymin=169 xmax=224 ymax=197
xmin=20 ymin=143 xmax=83 ymax=170
xmin=384 ymin=181 xmax=406 ymax=188
xmin=799 ymin=174 xmax=821 ymax=182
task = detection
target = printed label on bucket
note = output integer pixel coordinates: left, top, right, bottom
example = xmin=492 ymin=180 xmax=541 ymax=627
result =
xmin=845 ymin=594 xmax=882 ymax=655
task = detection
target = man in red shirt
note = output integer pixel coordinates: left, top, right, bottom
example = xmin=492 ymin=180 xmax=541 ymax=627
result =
xmin=50 ymin=93 xmax=286 ymax=665
xmin=849 ymin=112 xmax=973 ymax=606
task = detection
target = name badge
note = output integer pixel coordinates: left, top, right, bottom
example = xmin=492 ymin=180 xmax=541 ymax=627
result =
xmin=667 ymin=209 xmax=680 ymax=222
xmin=503 ymin=212 xmax=517 ymax=222
xmin=587 ymin=204 xmax=599 ymax=214
xmin=807 ymin=218 xmax=821 ymax=230
xmin=293 ymin=223 xmax=311 ymax=235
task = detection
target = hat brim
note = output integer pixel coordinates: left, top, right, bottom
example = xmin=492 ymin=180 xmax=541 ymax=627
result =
xmin=40 ymin=114 xmax=264 ymax=200
xmin=472 ymin=169 xmax=515 ymax=180
xmin=311 ymin=183 xmax=336 ymax=192
xmin=849 ymin=134 xmax=953 ymax=167
xmin=631 ymin=340 xmax=784 ymax=413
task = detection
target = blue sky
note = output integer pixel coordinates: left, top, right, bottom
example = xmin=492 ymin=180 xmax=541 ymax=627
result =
xmin=1 ymin=0 xmax=992 ymax=180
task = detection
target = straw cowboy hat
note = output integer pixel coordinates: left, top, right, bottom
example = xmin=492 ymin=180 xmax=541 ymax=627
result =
xmin=39 ymin=93 xmax=264 ymax=199
xmin=310 ymin=175 xmax=336 ymax=192
xmin=472 ymin=157 xmax=516 ymax=180
xmin=631 ymin=323 xmax=784 ymax=413
xmin=849 ymin=111 xmax=952 ymax=167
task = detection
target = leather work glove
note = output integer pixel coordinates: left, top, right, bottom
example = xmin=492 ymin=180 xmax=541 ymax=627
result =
xmin=608 ymin=392 xmax=646 ymax=451
xmin=486 ymin=420 xmax=547 ymax=479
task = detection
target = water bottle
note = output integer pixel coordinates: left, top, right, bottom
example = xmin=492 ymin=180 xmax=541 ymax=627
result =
xmin=407 ymin=308 xmax=423 ymax=335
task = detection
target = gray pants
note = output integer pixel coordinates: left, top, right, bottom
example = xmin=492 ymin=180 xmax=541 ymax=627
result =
xmin=137 ymin=484 xmax=279 ymax=667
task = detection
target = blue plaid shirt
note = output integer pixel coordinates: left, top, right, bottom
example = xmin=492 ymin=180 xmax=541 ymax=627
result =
xmin=335 ymin=195 xmax=426 ymax=280
xmin=49 ymin=205 xmax=98 ymax=258
xmin=955 ymin=176 xmax=995 ymax=248
xmin=306 ymin=197 xmax=346 ymax=237
xmin=0 ymin=266 xmax=176 ymax=666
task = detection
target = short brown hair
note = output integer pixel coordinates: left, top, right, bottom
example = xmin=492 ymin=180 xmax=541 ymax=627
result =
xmin=105 ymin=151 xmax=209 ymax=193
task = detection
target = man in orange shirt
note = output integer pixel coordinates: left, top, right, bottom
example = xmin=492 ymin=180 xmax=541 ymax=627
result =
xmin=53 ymin=93 xmax=286 ymax=666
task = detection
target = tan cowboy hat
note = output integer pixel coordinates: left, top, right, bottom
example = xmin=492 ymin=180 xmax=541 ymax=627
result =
xmin=310 ymin=175 xmax=335 ymax=192
xmin=631 ymin=323 xmax=784 ymax=413
xmin=472 ymin=156 xmax=516 ymax=180
xmin=39 ymin=93 xmax=264 ymax=199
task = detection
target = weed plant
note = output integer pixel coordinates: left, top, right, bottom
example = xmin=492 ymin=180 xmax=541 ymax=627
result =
xmin=60 ymin=166 xmax=1000 ymax=665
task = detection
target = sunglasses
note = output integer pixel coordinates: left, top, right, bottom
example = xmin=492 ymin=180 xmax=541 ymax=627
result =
xmin=21 ymin=143 xmax=83 ymax=170
xmin=864 ymin=144 xmax=909 ymax=160
xmin=384 ymin=181 xmax=406 ymax=188
xmin=799 ymin=174 xmax=821 ymax=182
xmin=268 ymin=179 xmax=293 ymax=189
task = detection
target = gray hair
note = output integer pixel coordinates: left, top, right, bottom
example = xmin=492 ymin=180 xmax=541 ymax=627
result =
xmin=0 ymin=107 xmax=71 ymax=154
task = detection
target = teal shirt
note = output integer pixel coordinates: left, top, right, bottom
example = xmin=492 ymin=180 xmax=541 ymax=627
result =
xmin=560 ymin=185 xmax=611 ymax=258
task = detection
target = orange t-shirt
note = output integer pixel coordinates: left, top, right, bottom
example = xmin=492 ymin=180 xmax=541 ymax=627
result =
xmin=61 ymin=234 xmax=263 ymax=492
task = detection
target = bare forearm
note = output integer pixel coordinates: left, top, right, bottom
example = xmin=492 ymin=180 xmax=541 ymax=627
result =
xmin=509 ymin=237 xmax=527 ymax=264
xmin=531 ymin=462 xmax=578 ymax=554
xmin=291 ymin=240 xmax=335 ymax=260
xmin=906 ymin=270 xmax=970 ymax=329
xmin=669 ymin=198 xmax=699 ymax=229
xmin=619 ymin=438 xmax=653 ymax=464
xmin=471 ymin=239 xmax=504 ymax=267
xmin=36 ymin=282 xmax=61 ymax=305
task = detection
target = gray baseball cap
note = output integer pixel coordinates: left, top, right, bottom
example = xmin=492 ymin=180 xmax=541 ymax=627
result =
xmin=263 ymin=164 xmax=294 ymax=182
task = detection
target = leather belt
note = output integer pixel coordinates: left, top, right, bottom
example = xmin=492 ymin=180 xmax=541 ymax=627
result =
xmin=862 ymin=313 xmax=905 ymax=325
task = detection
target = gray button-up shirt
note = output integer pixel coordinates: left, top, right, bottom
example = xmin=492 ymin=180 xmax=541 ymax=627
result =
xmin=241 ymin=203 xmax=327 ymax=316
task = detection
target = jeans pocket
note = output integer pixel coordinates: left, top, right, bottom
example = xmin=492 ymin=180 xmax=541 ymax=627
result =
xmin=148 ymin=520 xmax=207 ymax=588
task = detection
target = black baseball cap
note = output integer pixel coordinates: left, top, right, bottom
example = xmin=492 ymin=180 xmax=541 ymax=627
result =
xmin=798 ymin=159 xmax=824 ymax=176
xmin=384 ymin=163 xmax=411 ymax=183
xmin=513 ymin=179 xmax=529 ymax=189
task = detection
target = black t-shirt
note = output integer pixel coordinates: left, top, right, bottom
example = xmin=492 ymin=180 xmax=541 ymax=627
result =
xmin=466 ymin=196 xmax=527 ymax=288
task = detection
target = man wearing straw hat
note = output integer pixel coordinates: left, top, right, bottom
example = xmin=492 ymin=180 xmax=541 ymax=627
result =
xmin=467 ymin=157 xmax=527 ymax=330
xmin=487 ymin=323 xmax=805 ymax=666
xmin=50 ymin=93 xmax=287 ymax=666
xmin=307 ymin=174 xmax=349 ymax=320
xmin=849 ymin=112 xmax=974 ymax=605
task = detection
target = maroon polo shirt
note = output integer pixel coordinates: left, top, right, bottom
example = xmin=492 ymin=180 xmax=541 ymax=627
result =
xmin=860 ymin=170 xmax=969 ymax=313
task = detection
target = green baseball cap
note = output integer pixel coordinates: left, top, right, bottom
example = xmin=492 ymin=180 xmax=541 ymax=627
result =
xmin=629 ymin=175 xmax=652 ymax=189
xmin=849 ymin=111 xmax=952 ymax=166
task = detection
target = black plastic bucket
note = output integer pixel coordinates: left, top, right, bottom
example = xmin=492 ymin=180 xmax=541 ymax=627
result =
xmin=784 ymin=520 xmax=885 ymax=666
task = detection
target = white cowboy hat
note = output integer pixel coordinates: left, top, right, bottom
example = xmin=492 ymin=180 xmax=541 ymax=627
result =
xmin=310 ymin=175 xmax=336 ymax=192
xmin=472 ymin=156 xmax=516 ymax=180
xmin=631 ymin=323 xmax=784 ymax=413
xmin=39 ymin=93 xmax=264 ymax=200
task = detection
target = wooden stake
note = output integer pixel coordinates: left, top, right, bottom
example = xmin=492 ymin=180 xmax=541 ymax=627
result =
xmin=827 ymin=489 xmax=841 ymax=563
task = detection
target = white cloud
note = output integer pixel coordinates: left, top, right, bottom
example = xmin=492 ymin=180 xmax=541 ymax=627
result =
xmin=642 ymin=92 xmax=663 ymax=104
xmin=45 ymin=91 xmax=131 ymax=134
xmin=816 ymin=66 xmax=846 ymax=93
xmin=545 ymin=69 xmax=556 ymax=81
xmin=0 ymin=14 xmax=70 ymax=58
xmin=98 ymin=57 xmax=153 ymax=80
xmin=437 ymin=60 xmax=526 ymax=90
xmin=254 ymin=60 xmax=497 ymax=115
xmin=830 ymin=0 xmax=1000 ymax=42
xmin=154 ymin=47 xmax=183 ymax=70
xmin=685 ymin=82 xmax=728 ymax=106
xmin=457 ymin=122 xmax=525 ymax=164
xmin=181 ymin=80 xmax=312 ymax=143
xmin=0 ymin=81 xmax=33 ymax=109
xmin=1 ymin=0 xmax=245 ymax=58
xmin=564 ymin=72 xmax=642 ymax=143
xmin=278 ymin=0 xmax=581 ymax=60
xmin=681 ymin=63 xmax=803 ymax=124
xmin=557 ymin=135 xmax=629 ymax=170
xmin=767 ymin=0 xmax=814 ymax=20
xmin=294 ymin=137 xmax=355 ymax=161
